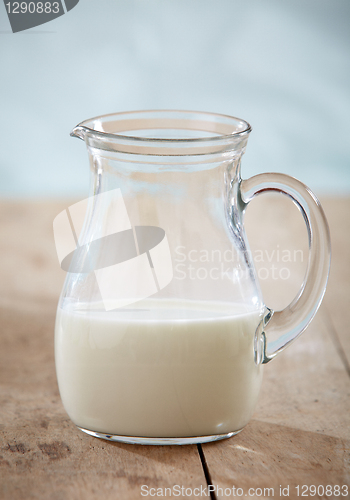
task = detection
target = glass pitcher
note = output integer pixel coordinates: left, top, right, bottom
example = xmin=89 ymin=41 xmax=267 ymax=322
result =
xmin=54 ymin=110 xmax=330 ymax=445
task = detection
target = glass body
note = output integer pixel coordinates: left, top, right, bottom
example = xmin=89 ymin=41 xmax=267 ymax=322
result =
xmin=54 ymin=111 xmax=330 ymax=445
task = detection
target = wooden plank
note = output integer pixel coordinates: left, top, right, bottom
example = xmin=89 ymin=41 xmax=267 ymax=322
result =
xmin=250 ymin=308 xmax=350 ymax=439
xmin=244 ymin=194 xmax=350 ymax=370
xmin=202 ymin=419 xmax=349 ymax=500
xmin=244 ymin=191 xmax=309 ymax=314
xmin=202 ymin=310 xmax=350 ymax=499
xmin=320 ymin=197 xmax=350 ymax=369
xmin=0 ymin=304 xmax=208 ymax=500
xmin=0 ymin=202 xmax=207 ymax=499
xmin=203 ymin=194 xmax=350 ymax=499
xmin=0 ymin=200 xmax=67 ymax=312
xmin=1 ymin=198 xmax=349 ymax=499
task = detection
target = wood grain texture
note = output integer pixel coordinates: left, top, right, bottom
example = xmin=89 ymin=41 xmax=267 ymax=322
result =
xmin=0 ymin=201 xmax=207 ymax=499
xmin=0 ymin=299 xmax=207 ymax=500
xmin=202 ymin=419 xmax=349 ymax=499
xmin=253 ymin=309 xmax=350 ymax=440
xmin=244 ymin=194 xmax=350 ymax=369
xmin=204 ymin=194 xmax=350 ymax=500
xmin=321 ymin=198 xmax=350 ymax=370
xmin=202 ymin=309 xmax=350 ymax=499
xmin=0 ymin=198 xmax=348 ymax=499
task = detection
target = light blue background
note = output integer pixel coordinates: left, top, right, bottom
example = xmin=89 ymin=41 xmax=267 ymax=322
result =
xmin=0 ymin=0 xmax=349 ymax=197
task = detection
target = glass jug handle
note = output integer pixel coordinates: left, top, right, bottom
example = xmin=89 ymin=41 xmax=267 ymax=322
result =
xmin=240 ymin=173 xmax=331 ymax=364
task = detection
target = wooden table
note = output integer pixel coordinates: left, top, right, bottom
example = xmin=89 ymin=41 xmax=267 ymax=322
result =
xmin=0 ymin=196 xmax=349 ymax=499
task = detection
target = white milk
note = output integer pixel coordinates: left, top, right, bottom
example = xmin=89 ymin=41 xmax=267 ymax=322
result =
xmin=55 ymin=300 xmax=263 ymax=438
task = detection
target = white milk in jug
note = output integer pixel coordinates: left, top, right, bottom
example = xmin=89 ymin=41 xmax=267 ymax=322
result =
xmin=55 ymin=300 xmax=263 ymax=438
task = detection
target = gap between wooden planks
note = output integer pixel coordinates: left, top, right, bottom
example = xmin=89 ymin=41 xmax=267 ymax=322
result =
xmin=0 ymin=198 xmax=349 ymax=499
xmin=201 ymin=195 xmax=350 ymax=500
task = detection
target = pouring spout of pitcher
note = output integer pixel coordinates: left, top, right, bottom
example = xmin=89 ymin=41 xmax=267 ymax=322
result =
xmin=70 ymin=125 xmax=86 ymax=141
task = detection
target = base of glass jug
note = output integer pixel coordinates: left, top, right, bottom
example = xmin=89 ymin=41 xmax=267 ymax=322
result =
xmin=78 ymin=426 xmax=242 ymax=445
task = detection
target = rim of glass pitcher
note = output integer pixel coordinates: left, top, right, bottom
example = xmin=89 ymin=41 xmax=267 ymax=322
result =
xmin=72 ymin=110 xmax=252 ymax=143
